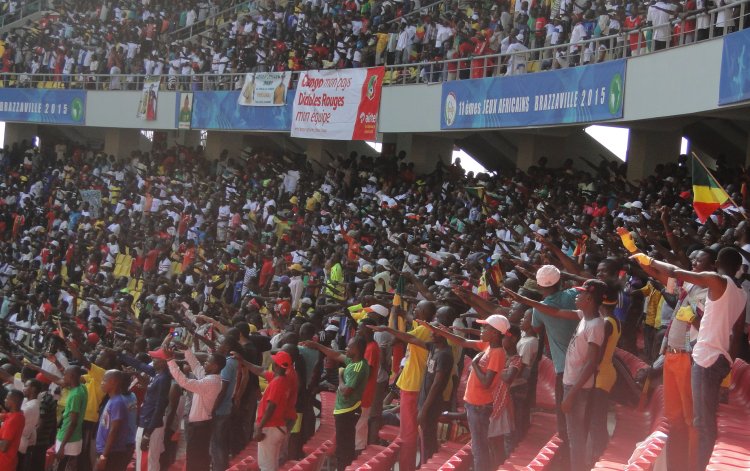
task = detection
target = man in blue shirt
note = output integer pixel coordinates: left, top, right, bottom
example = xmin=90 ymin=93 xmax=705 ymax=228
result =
xmin=95 ymin=370 xmax=132 ymax=471
xmin=529 ymin=265 xmax=579 ymax=444
xmin=211 ymin=336 xmax=240 ymax=471
xmin=119 ymin=348 xmax=172 ymax=471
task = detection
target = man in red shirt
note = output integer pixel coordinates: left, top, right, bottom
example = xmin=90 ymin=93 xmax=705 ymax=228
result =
xmin=356 ymin=319 xmax=380 ymax=451
xmin=0 ymin=390 xmax=26 ymax=471
xmin=233 ymin=350 xmax=295 ymax=471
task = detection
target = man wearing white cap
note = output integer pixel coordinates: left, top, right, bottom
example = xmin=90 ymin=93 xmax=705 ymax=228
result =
xmin=528 ymin=265 xmax=579 ymax=449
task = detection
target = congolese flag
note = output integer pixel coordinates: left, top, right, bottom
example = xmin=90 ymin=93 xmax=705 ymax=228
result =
xmin=692 ymin=154 xmax=731 ymax=223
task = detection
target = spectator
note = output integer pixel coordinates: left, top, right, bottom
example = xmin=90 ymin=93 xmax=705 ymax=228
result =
xmin=55 ymin=366 xmax=88 ymax=471
xmin=422 ymin=314 xmax=511 ymax=471
xmin=165 ymin=347 xmax=225 ymax=471
xmin=118 ymin=347 xmax=172 ymax=471
xmin=94 ymin=370 xmax=133 ymax=471
xmin=233 ymin=349 xmax=295 ymax=471
xmin=17 ymin=378 xmax=41 ymax=471
xmin=301 ymin=336 xmax=370 ymax=471
xmin=631 ymin=247 xmax=747 ymax=471
xmin=505 ymin=279 xmax=608 ymax=471
xmin=416 ymin=320 xmax=453 ymax=462
xmin=0 ymin=389 xmax=24 ymax=470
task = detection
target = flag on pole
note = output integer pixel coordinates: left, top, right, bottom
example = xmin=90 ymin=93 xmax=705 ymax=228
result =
xmin=390 ymin=274 xmax=407 ymax=376
xmin=573 ymin=234 xmax=589 ymax=257
xmin=691 ymin=154 xmax=731 ymax=223
xmin=390 ymin=275 xmax=406 ymax=332
xmin=488 ymin=261 xmax=503 ymax=286
xmin=478 ymin=270 xmax=489 ymax=300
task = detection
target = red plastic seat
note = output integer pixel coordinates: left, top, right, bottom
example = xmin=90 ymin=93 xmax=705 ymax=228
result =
xmin=535 ymin=356 xmax=556 ymax=411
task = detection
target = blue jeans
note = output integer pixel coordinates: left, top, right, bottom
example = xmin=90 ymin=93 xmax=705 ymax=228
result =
xmin=692 ymin=355 xmax=731 ymax=471
xmin=563 ymin=386 xmax=591 ymax=471
xmin=210 ymin=414 xmax=231 ymax=471
xmin=587 ymin=388 xmax=610 ymax=464
xmin=466 ymin=403 xmax=494 ymax=471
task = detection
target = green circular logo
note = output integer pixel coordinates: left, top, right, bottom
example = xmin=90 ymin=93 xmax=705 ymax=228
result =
xmin=608 ymin=74 xmax=623 ymax=115
xmin=70 ymin=98 xmax=83 ymax=122
xmin=367 ymin=75 xmax=378 ymax=100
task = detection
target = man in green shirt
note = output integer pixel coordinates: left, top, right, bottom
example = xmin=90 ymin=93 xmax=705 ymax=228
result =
xmin=55 ymin=366 xmax=88 ymax=471
xmin=301 ymin=336 xmax=368 ymax=471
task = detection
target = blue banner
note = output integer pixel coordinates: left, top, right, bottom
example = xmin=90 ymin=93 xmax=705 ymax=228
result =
xmin=191 ymin=90 xmax=293 ymax=130
xmin=719 ymin=29 xmax=750 ymax=106
xmin=441 ymin=60 xmax=626 ymax=129
xmin=0 ymin=89 xmax=85 ymax=124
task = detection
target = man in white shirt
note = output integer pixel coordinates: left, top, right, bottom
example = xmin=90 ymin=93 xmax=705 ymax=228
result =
xmin=505 ymin=35 xmax=529 ymax=76
xmin=715 ymin=0 xmax=736 ymax=34
xmin=166 ymin=348 xmax=225 ymax=471
xmin=647 ymin=0 xmax=678 ymax=49
xmin=631 ymin=247 xmax=747 ymax=471
xmin=569 ymin=19 xmax=587 ymax=64
xmin=18 ymin=378 xmax=41 ymax=468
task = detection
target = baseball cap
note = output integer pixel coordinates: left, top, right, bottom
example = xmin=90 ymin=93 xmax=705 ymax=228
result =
xmin=574 ymin=279 xmax=607 ymax=304
xmin=361 ymin=264 xmax=374 ymax=275
xmin=289 ymin=263 xmax=303 ymax=272
xmin=148 ymin=348 xmax=171 ymax=361
xmin=272 ymin=351 xmax=293 ymax=369
xmin=476 ymin=314 xmax=511 ymax=335
xmin=536 ymin=265 xmax=561 ymax=287
xmin=87 ymin=333 xmax=100 ymax=344
xmin=300 ymin=297 xmax=313 ymax=305
xmin=35 ymin=373 xmax=52 ymax=385
xmin=365 ymin=304 xmax=389 ymax=317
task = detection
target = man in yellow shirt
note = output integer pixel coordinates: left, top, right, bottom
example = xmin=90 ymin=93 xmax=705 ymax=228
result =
xmin=376 ymin=25 xmax=389 ymax=65
xmin=370 ymin=300 xmax=436 ymax=471
xmin=73 ymin=348 xmax=117 ymax=471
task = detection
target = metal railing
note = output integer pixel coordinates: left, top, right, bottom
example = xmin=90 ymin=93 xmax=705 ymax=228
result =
xmin=0 ymin=0 xmax=48 ymax=30
xmin=383 ymin=0 xmax=749 ymax=85
xmin=166 ymin=0 xmax=258 ymax=43
xmin=0 ymin=0 xmax=744 ymax=91
xmin=384 ymin=0 xmax=448 ymax=25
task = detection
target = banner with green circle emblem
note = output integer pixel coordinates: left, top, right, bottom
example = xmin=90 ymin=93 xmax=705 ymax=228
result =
xmin=0 ymin=89 xmax=86 ymax=124
xmin=441 ymin=60 xmax=625 ymax=129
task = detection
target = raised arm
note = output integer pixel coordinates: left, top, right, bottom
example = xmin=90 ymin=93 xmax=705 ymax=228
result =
xmin=366 ymin=325 xmax=428 ymax=350
xmin=413 ymin=319 xmax=483 ymax=350
xmin=229 ymin=351 xmax=266 ymax=377
xmin=299 ymin=341 xmax=347 ymax=364
xmin=502 ymin=288 xmax=580 ymax=321
xmin=630 ymin=253 xmax=727 ymax=300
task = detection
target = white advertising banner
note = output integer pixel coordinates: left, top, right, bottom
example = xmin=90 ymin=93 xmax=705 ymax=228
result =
xmin=290 ymin=67 xmax=384 ymax=141
xmin=237 ymin=72 xmax=291 ymax=106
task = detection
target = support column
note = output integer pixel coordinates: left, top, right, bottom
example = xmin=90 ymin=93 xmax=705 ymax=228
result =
xmin=3 ymin=123 xmax=38 ymax=147
xmin=103 ymin=128 xmax=144 ymax=160
xmin=204 ymin=131 xmax=245 ymax=161
xmin=515 ymin=134 xmax=538 ymax=172
xmin=626 ymin=129 xmax=682 ymax=181
xmin=381 ymin=133 xmax=453 ymax=174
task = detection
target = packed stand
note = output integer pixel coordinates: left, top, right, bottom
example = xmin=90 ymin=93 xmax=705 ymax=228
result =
xmin=0 ymin=0 xmax=746 ymax=88
xmin=0 ymin=139 xmax=749 ymax=471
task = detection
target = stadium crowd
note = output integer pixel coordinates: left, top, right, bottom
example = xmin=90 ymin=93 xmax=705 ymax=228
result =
xmin=0 ymin=137 xmax=748 ymax=471
xmin=0 ymin=0 xmax=745 ymax=88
